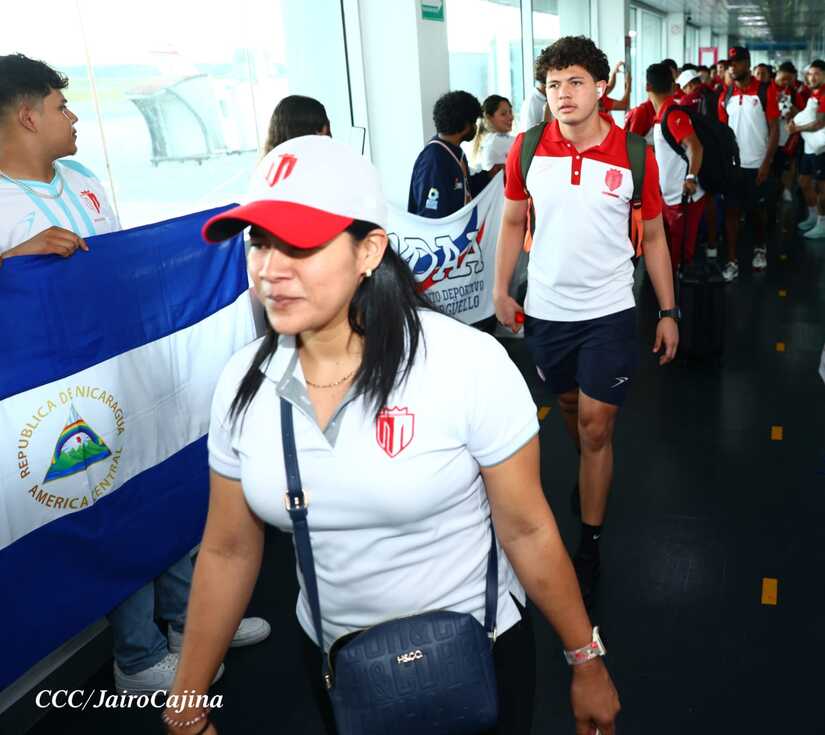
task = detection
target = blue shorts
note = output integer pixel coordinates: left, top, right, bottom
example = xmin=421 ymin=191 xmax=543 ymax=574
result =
xmin=524 ymin=307 xmax=639 ymax=407
xmin=799 ymin=152 xmax=825 ymax=181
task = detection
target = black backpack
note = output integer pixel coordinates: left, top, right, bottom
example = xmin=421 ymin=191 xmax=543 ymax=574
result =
xmin=694 ymin=86 xmax=721 ymax=120
xmin=660 ymin=104 xmax=740 ymax=195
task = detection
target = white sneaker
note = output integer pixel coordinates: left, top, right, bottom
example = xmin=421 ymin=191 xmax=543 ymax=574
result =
xmin=782 ymin=189 xmax=793 ymax=203
xmin=113 ymin=652 xmax=224 ymax=694
xmin=752 ymin=248 xmax=767 ymax=271
xmin=803 ymin=223 xmax=825 ymax=239
xmin=722 ymin=261 xmax=739 ymax=282
xmin=167 ymin=616 xmax=271 ymax=653
xmin=798 ymin=215 xmax=818 ymax=231
xmin=706 ymin=247 xmax=718 ymax=259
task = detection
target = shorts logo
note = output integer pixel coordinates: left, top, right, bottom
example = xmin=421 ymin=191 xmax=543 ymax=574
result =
xmin=79 ymin=190 xmax=101 ymax=214
xmin=605 ymin=169 xmax=623 ymax=192
xmin=376 ymin=407 xmax=415 ymax=458
xmin=611 ymin=376 xmax=629 ymax=388
xmin=265 ymin=154 xmax=298 ymax=187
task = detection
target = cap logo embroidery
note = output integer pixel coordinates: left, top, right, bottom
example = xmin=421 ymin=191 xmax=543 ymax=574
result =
xmin=265 ymin=153 xmax=298 ymax=187
xmin=376 ymin=407 xmax=415 ymax=458
xmin=605 ymin=168 xmax=623 ymax=192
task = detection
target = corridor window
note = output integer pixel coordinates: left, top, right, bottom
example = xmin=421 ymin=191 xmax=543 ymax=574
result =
xmin=447 ymin=0 xmax=524 ymax=115
xmin=2 ymin=0 xmax=353 ymax=228
xmin=533 ymin=0 xmax=561 ymax=60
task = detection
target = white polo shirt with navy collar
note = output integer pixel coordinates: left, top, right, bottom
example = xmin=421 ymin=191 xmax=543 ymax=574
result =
xmin=504 ymin=113 xmax=663 ymax=322
xmin=0 ymin=159 xmax=119 ymax=255
xmin=208 ymin=309 xmax=539 ymax=651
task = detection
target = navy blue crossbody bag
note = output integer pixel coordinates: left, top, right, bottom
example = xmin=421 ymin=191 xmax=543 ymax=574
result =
xmin=280 ymin=398 xmax=499 ymax=734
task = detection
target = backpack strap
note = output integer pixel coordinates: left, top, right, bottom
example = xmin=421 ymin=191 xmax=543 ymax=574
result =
xmin=519 ymin=122 xmax=546 ymax=251
xmin=758 ymin=80 xmax=769 ymax=110
xmin=724 ymin=80 xmax=769 ymax=111
xmin=626 ymin=131 xmax=647 ymax=257
xmin=520 ymin=122 xmax=547 ymax=193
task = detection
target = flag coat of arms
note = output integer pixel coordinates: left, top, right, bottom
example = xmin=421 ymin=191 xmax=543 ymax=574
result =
xmin=0 ymin=206 xmax=255 ymax=690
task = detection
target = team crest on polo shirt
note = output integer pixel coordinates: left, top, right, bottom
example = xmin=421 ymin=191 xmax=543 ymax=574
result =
xmin=604 ymin=169 xmax=623 ymax=192
xmin=376 ymin=407 xmax=415 ymax=458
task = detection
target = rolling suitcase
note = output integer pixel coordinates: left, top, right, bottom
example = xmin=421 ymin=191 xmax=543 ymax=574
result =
xmin=676 ymin=195 xmax=725 ymax=361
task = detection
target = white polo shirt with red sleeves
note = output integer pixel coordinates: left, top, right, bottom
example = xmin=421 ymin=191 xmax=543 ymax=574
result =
xmin=504 ymin=113 xmax=662 ymax=322
xmin=718 ymin=78 xmax=780 ymax=169
xmin=802 ymin=87 xmax=825 ymax=154
xmin=208 ymin=308 xmax=539 ymax=651
xmin=653 ymin=96 xmax=706 ymax=206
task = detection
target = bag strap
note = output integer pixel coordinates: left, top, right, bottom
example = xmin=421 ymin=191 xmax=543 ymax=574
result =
xmin=758 ymin=80 xmax=769 ymax=111
xmin=280 ymin=398 xmax=500 ymax=670
xmin=281 ymin=398 xmax=330 ymax=681
xmin=519 ymin=121 xmax=547 ymax=194
xmin=626 ymin=131 xmax=647 ymax=257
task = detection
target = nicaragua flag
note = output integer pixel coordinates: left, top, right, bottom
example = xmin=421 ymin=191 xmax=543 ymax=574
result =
xmin=0 ymin=206 xmax=256 ymax=690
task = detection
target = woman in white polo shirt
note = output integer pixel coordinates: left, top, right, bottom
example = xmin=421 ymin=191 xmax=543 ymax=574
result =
xmin=162 ymin=135 xmax=619 ymax=735
xmin=468 ymin=95 xmax=515 ymax=171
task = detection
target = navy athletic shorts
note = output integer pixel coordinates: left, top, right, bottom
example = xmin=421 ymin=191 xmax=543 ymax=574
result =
xmin=724 ymin=167 xmax=770 ymax=210
xmin=799 ymin=152 xmax=825 ymax=181
xmin=524 ymin=307 xmax=639 ymax=407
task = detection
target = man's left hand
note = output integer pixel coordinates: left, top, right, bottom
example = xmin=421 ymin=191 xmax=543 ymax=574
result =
xmin=756 ymin=161 xmax=771 ymax=185
xmin=653 ymin=317 xmax=679 ymax=365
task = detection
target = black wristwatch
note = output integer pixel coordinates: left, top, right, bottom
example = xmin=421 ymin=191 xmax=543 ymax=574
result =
xmin=658 ymin=308 xmax=681 ymax=321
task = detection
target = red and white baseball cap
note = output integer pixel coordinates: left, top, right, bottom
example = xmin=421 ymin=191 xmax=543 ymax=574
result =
xmin=202 ymin=135 xmax=387 ymax=247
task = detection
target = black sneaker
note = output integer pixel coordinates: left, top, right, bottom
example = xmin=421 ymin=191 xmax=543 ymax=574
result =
xmin=573 ymin=550 xmax=600 ymax=610
xmin=571 ymin=482 xmax=581 ymax=518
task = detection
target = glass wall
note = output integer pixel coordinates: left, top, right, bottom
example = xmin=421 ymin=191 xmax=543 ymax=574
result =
xmin=685 ymin=24 xmax=699 ymax=67
xmin=1 ymin=0 xmax=352 ymax=228
xmin=533 ymin=0 xmax=562 ymax=61
xmin=629 ymin=5 xmax=665 ymax=107
xmin=447 ymin=0 xmax=524 ymax=115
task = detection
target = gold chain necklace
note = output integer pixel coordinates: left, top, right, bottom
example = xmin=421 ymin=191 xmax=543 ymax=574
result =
xmin=305 ymin=368 xmax=356 ymax=389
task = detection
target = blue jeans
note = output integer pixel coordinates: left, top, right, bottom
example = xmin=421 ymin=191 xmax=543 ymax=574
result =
xmin=108 ymin=553 xmax=192 ymax=674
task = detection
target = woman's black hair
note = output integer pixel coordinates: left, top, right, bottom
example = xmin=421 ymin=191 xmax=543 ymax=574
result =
xmin=264 ymin=95 xmax=330 ymax=154
xmin=228 ymin=220 xmax=434 ymax=426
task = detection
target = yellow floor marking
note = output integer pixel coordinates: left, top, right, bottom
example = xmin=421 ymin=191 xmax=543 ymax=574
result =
xmin=779 ymin=254 xmax=788 ymax=261
xmin=761 ymin=578 xmax=778 ymax=606
xmin=778 ymin=289 xmax=787 ymax=298
xmin=776 ymin=342 xmax=786 ymax=352
xmin=537 ymin=406 xmax=551 ymax=421
xmin=771 ymin=425 xmax=784 ymax=441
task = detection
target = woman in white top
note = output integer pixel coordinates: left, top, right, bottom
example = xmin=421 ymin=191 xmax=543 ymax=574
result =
xmin=469 ymin=95 xmax=515 ymax=171
xmin=162 ymin=135 xmax=619 ymax=735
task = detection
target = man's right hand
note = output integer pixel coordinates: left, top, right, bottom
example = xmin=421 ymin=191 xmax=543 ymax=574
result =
xmin=6 ymin=226 xmax=89 ymax=259
xmin=494 ymin=291 xmax=523 ymax=333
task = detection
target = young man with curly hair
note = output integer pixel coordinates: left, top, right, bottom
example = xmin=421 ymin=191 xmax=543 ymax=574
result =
xmin=494 ymin=36 xmax=679 ymax=608
xmin=408 ymin=90 xmax=501 ymax=219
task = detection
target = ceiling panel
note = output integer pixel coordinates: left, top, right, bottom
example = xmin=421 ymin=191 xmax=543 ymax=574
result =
xmin=638 ymin=0 xmax=825 ymax=45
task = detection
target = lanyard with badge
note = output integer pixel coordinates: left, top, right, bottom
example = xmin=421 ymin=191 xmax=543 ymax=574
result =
xmin=427 ymin=140 xmax=472 ymax=205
